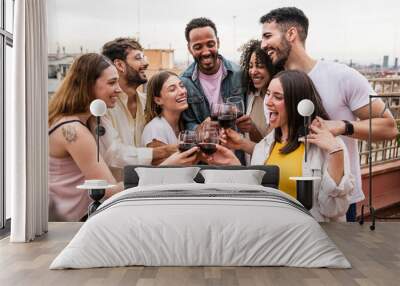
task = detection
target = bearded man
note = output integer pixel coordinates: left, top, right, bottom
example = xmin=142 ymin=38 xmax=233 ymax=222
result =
xmin=180 ymin=18 xmax=245 ymax=131
xmin=99 ymin=38 xmax=176 ymax=179
xmin=259 ymin=7 xmax=398 ymax=221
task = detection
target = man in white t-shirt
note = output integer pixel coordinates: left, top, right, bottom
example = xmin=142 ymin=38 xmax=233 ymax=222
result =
xmin=259 ymin=7 xmax=398 ymax=221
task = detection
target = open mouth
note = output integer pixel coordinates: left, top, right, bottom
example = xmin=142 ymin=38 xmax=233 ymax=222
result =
xmin=269 ymin=111 xmax=279 ymax=122
xmin=176 ymin=96 xmax=187 ymax=104
xmin=200 ymin=55 xmax=213 ymax=65
xmin=251 ymin=76 xmax=265 ymax=85
xmin=267 ymin=49 xmax=276 ymax=58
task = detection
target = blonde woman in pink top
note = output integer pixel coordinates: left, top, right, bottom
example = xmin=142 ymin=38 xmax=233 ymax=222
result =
xmin=48 ymin=53 xmax=123 ymax=221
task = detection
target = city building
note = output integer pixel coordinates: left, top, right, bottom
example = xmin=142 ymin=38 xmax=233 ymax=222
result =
xmin=141 ymin=49 xmax=183 ymax=92
xmin=48 ymin=50 xmax=82 ymax=97
xmin=383 ymin=55 xmax=389 ymax=68
xmin=48 ymin=48 xmax=184 ymax=96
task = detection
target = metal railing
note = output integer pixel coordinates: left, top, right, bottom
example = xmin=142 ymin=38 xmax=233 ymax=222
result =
xmin=358 ymin=78 xmax=400 ymax=167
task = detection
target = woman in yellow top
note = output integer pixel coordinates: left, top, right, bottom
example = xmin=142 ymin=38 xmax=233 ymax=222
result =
xmin=204 ymin=70 xmax=354 ymax=222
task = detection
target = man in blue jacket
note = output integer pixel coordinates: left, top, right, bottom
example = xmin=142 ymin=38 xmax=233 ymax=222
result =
xmin=181 ymin=17 xmax=245 ymax=131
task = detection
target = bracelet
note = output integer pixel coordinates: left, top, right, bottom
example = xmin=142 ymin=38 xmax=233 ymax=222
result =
xmin=328 ymin=147 xmax=344 ymax=155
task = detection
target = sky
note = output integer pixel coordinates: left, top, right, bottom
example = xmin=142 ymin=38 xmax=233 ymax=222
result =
xmin=47 ymin=0 xmax=400 ymax=65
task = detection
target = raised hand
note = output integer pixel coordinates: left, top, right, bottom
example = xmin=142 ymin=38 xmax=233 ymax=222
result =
xmin=196 ymin=117 xmax=212 ymax=133
xmin=309 ymin=117 xmax=345 ymax=186
xmin=311 ymin=117 xmax=345 ymax=137
xmin=151 ymin=144 xmax=178 ymax=165
xmin=160 ymin=146 xmax=199 ymax=166
xmin=219 ymin=128 xmax=244 ymax=150
xmin=236 ymin=115 xmax=255 ymax=133
xmin=307 ymin=117 xmax=342 ymax=152
xmin=202 ymin=144 xmax=241 ymax=166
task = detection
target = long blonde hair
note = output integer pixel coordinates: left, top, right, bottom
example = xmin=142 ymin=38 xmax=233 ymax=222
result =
xmin=48 ymin=53 xmax=112 ymax=126
xmin=144 ymin=71 xmax=178 ymax=123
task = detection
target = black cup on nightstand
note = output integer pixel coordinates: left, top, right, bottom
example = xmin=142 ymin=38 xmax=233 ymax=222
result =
xmin=290 ymin=177 xmax=320 ymax=210
xmin=77 ymin=180 xmax=115 ymax=216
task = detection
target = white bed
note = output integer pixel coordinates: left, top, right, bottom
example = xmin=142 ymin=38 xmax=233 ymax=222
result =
xmin=50 ymin=183 xmax=351 ymax=269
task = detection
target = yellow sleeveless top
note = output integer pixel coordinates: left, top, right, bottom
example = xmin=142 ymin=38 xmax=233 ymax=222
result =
xmin=265 ymin=142 xmax=304 ymax=198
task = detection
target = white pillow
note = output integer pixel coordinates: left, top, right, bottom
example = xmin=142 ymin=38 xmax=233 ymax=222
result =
xmin=135 ymin=167 xmax=201 ymax=186
xmin=200 ymin=169 xmax=266 ymax=185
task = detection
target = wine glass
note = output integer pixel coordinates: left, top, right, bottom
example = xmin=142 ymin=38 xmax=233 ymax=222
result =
xmin=178 ymin=130 xmax=198 ymax=152
xmin=218 ymin=103 xmax=237 ymax=129
xmin=210 ymin=103 xmax=222 ymax=121
xmin=202 ymin=120 xmax=220 ymax=133
xmin=198 ymin=129 xmax=219 ymax=155
xmin=226 ymin=96 xmax=245 ymax=119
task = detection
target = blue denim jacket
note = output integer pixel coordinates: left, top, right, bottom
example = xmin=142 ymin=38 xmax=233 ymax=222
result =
xmin=180 ymin=55 xmax=245 ymax=130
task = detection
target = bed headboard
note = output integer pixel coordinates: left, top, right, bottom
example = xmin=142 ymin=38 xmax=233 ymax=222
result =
xmin=123 ymin=165 xmax=280 ymax=189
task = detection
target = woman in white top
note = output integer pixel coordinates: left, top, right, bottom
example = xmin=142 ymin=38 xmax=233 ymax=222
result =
xmin=143 ymin=71 xmax=198 ymax=165
xmin=237 ymin=40 xmax=280 ymax=143
xmin=204 ymin=70 xmax=354 ymax=222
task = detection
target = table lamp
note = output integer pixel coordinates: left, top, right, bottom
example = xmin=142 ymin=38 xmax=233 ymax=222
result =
xmin=290 ymin=99 xmax=320 ymax=210
xmin=297 ymin=99 xmax=314 ymax=162
xmin=89 ymin=99 xmax=107 ymax=162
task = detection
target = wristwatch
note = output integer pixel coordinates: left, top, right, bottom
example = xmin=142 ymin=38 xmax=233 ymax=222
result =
xmin=342 ymin=120 xmax=354 ymax=136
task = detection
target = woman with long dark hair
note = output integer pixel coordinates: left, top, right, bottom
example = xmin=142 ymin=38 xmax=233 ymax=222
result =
xmin=204 ymin=70 xmax=354 ymax=222
xmin=142 ymin=71 xmax=199 ymax=165
xmin=48 ymin=53 xmax=123 ymax=221
xmin=143 ymin=71 xmax=187 ymax=146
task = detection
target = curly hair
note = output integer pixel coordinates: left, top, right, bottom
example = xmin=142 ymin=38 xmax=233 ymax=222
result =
xmin=239 ymin=39 xmax=278 ymax=94
xmin=259 ymin=7 xmax=309 ymax=43
xmin=185 ymin=17 xmax=218 ymax=42
xmin=102 ymin=37 xmax=143 ymax=62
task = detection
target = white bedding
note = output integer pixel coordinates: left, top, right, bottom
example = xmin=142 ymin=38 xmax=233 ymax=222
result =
xmin=50 ymin=183 xmax=351 ymax=269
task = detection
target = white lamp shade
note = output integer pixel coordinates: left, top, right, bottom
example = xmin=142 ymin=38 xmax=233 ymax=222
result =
xmin=90 ymin=99 xmax=107 ymax=116
xmin=297 ymin=99 xmax=315 ymax=117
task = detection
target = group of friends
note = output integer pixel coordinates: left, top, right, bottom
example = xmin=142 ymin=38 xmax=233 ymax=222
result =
xmin=48 ymin=7 xmax=398 ymax=223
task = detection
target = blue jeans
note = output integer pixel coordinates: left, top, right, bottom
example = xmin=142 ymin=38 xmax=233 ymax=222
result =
xmin=346 ymin=203 xmax=357 ymax=222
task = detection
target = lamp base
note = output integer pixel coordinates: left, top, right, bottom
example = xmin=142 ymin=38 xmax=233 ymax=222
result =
xmin=290 ymin=177 xmax=320 ymax=211
xmin=87 ymin=189 xmax=106 ymax=216
xmin=296 ymin=180 xmax=313 ymax=210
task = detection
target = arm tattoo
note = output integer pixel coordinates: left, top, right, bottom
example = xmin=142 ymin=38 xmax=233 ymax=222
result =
xmin=61 ymin=125 xmax=78 ymax=143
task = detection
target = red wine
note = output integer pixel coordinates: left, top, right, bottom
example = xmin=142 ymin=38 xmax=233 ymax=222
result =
xmin=210 ymin=114 xmax=219 ymax=121
xmin=218 ymin=114 xmax=235 ymax=128
xmin=236 ymin=111 xmax=244 ymax=118
xmin=199 ymin=143 xmax=217 ymax=155
xmin=178 ymin=143 xmax=197 ymax=152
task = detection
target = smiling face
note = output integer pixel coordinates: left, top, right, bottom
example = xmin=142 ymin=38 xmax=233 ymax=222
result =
xmin=154 ymin=75 xmax=188 ymax=114
xmin=123 ymin=49 xmax=149 ymax=85
xmin=188 ymin=26 xmax=220 ymax=75
xmin=93 ymin=65 xmax=121 ymax=108
xmin=265 ymin=78 xmax=287 ymax=129
xmin=261 ymin=21 xmax=292 ymax=68
xmin=249 ymin=52 xmax=271 ymax=91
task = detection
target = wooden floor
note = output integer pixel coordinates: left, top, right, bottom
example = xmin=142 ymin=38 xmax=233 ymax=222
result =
xmin=0 ymin=222 xmax=399 ymax=286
